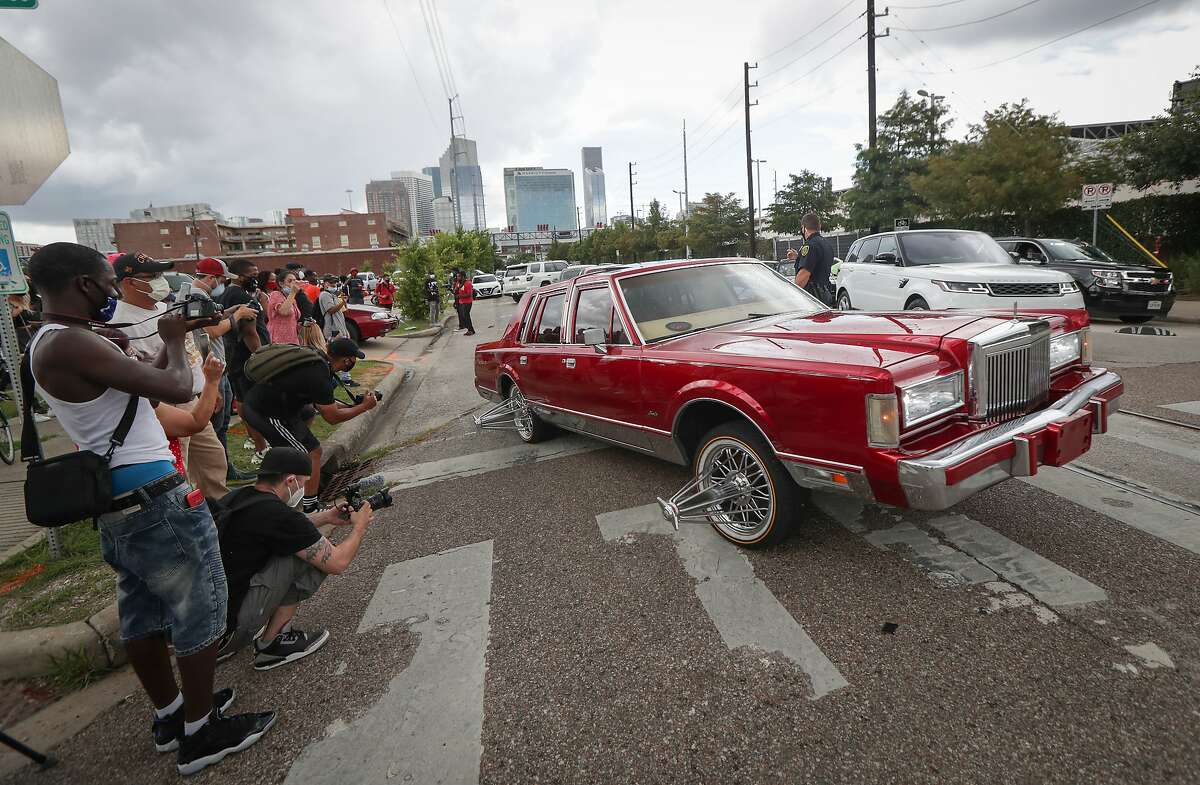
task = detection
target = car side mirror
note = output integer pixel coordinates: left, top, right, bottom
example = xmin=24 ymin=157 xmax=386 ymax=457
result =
xmin=876 ymin=252 xmax=899 ymax=265
xmin=581 ymin=326 xmax=608 ymax=354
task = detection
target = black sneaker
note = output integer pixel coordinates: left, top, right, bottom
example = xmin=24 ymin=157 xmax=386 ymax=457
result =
xmin=177 ymin=710 xmax=276 ymax=775
xmin=253 ymin=627 xmax=331 ymax=671
xmin=152 ymin=688 xmax=236 ymax=753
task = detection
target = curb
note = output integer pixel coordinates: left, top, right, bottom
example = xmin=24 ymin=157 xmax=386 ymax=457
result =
xmin=390 ymin=310 xmax=456 ymax=340
xmin=319 ymin=362 xmax=414 ymax=473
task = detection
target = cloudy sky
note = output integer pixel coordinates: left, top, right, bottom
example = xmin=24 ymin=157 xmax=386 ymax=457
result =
xmin=2 ymin=0 xmax=1197 ymax=244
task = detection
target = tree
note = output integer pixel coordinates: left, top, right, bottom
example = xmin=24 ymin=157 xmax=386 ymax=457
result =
xmin=393 ymin=230 xmax=496 ymax=321
xmin=913 ymin=100 xmax=1077 ymax=235
xmin=688 ymin=192 xmax=747 ymax=258
xmin=767 ymin=170 xmax=841 ymax=234
xmin=843 ymin=90 xmax=952 ymax=230
xmin=1118 ymin=66 xmax=1200 ymax=189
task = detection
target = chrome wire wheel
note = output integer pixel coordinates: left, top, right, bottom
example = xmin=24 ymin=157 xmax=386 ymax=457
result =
xmin=695 ymin=436 xmax=776 ymax=543
xmin=508 ymin=385 xmax=535 ymax=442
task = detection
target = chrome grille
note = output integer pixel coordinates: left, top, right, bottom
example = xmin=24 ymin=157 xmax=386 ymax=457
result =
xmin=969 ymin=320 xmax=1052 ymax=422
xmin=987 ymin=282 xmax=1061 ymax=297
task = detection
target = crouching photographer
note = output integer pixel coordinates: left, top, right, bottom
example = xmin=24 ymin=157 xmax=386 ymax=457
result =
xmin=214 ymin=447 xmax=385 ymax=669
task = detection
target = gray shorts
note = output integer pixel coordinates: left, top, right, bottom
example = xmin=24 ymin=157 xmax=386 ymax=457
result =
xmin=228 ymin=555 xmax=326 ymax=651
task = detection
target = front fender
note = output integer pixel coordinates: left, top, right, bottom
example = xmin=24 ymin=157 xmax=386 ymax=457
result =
xmin=668 ymin=380 xmax=778 ymax=447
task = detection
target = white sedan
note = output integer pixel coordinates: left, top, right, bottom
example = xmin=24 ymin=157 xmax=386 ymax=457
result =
xmin=835 ymin=230 xmax=1084 ymax=312
xmin=472 ymin=273 xmax=502 ymax=298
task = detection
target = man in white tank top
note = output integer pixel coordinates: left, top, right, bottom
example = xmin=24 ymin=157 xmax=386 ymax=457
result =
xmin=27 ymin=243 xmax=276 ymax=775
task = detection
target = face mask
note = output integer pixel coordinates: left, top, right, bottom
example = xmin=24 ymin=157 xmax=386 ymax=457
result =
xmin=286 ymin=478 xmax=304 ymax=508
xmin=242 ymin=277 xmax=259 ymax=293
xmin=133 ymin=276 xmax=171 ymax=302
xmin=82 ymin=277 xmax=119 ymax=322
xmin=280 ymin=286 xmax=292 ymax=296
xmin=211 ymin=282 xmax=226 ymax=299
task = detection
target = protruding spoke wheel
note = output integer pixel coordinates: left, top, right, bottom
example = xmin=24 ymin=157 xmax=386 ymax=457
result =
xmin=473 ymin=393 xmax=532 ymax=438
xmin=657 ymin=437 xmax=777 ymax=543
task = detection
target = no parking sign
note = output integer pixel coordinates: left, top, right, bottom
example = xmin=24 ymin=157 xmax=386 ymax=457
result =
xmin=1081 ymin=183 xmax=1114 ymax=210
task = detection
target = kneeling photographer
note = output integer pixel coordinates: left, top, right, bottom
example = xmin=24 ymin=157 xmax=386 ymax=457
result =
xmin=215 ymin=447 xmax=387 ymax=669
xmin=237 ymin=337 xmax=379 ymax=512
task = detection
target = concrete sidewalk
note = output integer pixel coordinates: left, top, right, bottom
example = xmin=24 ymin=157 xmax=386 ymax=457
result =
xmin=1166 ymin=298 xmax=1200 ymax=324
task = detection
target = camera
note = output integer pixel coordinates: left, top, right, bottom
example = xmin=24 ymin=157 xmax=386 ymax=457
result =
xmin=182 ymin=294 xmax=219 ymax=320
xmin=352 ymin=391 xmax=384 ymax=405
xmin=344 ymin=474 xmax=393 ymax=512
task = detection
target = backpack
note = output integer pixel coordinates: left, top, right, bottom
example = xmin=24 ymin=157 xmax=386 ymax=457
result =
xmin=243 ymin=343 xmax=326 ymax=385
xmin=210 ymin=488 xmax=279 ymax=536
xmin=312 ymin=290 xmax=326 ymax=329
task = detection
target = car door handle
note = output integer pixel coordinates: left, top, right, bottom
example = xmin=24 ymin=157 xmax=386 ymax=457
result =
xmin=562 ymin=358 xmax=576 ymax=369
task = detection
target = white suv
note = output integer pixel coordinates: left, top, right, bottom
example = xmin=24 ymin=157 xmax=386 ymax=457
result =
xmin=835 ymin=230 xmax=1083 ymax=312
xmin=503 ymin=260 xmax=569 ymax=301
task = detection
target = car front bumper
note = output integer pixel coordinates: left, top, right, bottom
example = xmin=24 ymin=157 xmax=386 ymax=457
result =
xmin=1083 ymin=288 xmax=1175 ymax=316
xmin=893 ymin=370 xmax=1123 ymax=510
xmin=358 ymin=317 xmax=398 ymax=338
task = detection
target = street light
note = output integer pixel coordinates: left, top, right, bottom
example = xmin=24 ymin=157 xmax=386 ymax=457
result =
xmin=916 ymin=89 xmax=945 ymax=151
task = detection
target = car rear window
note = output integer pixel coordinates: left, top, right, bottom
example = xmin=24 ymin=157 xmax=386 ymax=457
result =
xmin=531 ymin=294 xmax=564 ymax=343
xmin=506 ymin=265 xmax=528 ymax=276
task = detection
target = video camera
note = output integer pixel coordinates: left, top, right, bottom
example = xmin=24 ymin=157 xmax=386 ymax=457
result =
xmin=344 ymin=473 xmax=393 ymax=512
xmin=352 ymin=390 xmax=384 ymax=405
xmin=182 ymin=294 xmax=220 ymax=321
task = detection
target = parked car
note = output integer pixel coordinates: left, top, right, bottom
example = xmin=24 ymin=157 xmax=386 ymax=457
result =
xmin=474 ymin=258 xmax=1120 ymax=548
xmin=504 ymin=260 xmax=569 ymax=300
xmin=769 ymin=258 xmax=841 ymax=285
xmin=344 ymin=303 xmax=398 ymax=343
xmin=835 ymin=230 xmax=1083 ymax=312
xmin=473 ymin=273 xmax=502 ymax=298
xmin=163 ymin=271 xmax=194 ymax=302
xmin=354 ymin=271 xmax=379 ymax=296
xmin=995 ymin=237 xmax=1175 ymax=324
xmin=558 ymin=263 xmax=630 ymax=282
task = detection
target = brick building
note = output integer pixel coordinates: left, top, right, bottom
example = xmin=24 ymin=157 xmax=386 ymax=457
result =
xmin=166 ymin=247 xmax=397 ymax=278
xmin=285 ymin=208 xmax=397 ymax=252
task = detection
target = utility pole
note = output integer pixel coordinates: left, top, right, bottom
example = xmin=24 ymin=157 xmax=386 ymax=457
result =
xmin=917 ymin=89 xmax=945 ymax=154
xmin=682 ymin=118 xmax=691 ymax=259
xmin=753 ymin=159 xmax=767 ymax=223
xmin=449 ymin=95 xmax=464 ymax=231
xmin=189 ymin=208 xmax=201 ymax=260
xmin=743 ymin=61 xmax=759 ymax=258
xmin=866 ymin=0 xmax=889 ymax=151
xmin=628 ymin=162 xmax=637 ymax=228
xmin=576 ymin=205 xmax=583 ymax=245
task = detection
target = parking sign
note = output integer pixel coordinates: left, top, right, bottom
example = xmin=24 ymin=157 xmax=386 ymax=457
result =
xmin=894 ymin=218 xmax=911 ymax=231
xmin=1080 ymin=183 xmax=1113 ymax=210
xmin=0 ymin=212 xmax=29 ymax=295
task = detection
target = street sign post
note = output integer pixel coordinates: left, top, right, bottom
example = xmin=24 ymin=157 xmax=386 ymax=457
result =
xmin=0 ymin=36 xmax=71 ymax=205
xmin=1080 ymin=183 xmax=1114 ymax=246
xmin=894 ymin=218 xmax=910 ymax=231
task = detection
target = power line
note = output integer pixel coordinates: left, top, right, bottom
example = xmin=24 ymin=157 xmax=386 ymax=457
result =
xmin=417 ymin=0 xmax=453 ymax=98
xmin=762 ymin=33 xmax=866 ymax=99
xmin=889 ymin=0 xmax=976 ymax=9
xmin=760 ymin=10 xmax=866 ymax=80
xmin=904 ymin=0 xmax=1042 ymax=33
xmin=761 ymin=0 xmax=858 ymax=61
xmin=428 ymin=0 xmax=459 ymax=98
xmin=379 ymin=0 xmax=439 ymax=134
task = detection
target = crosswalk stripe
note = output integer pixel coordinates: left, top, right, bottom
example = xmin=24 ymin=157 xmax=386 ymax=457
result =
xmin=1024 ymin=466 xmax=1200 ymax=557
xmin=380 ymin=436 xmax=604 ymax=492
xmin=1107 ymin=414 xmax=1200 ymax=465
xmin=284 ymin=540 xmax=494 ymax=785
xmin=598 ymin=504 xmax=849 ymax=700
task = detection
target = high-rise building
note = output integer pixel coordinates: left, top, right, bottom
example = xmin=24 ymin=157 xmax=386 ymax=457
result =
xmin=432 ymin=196 xmax=456 ymax=234
xmin=388 ymin=170 xmax=435 ymax=237
xmin=128 ymin=202 xmax=222 ymax=222
xmin=503 ymin=167 xmax=576 ymax=232
xmin=364 ymin=179 xmax=414 ymax=238
xmin=581 ymin=147 xmax=607 ymax=228
xmin=439 ymin=138 xmax=486 ymax=231
xmin=422 ymin=166 xmax=443 ymax=199
xmin=73 ymin=218 xmax=117 ymax=253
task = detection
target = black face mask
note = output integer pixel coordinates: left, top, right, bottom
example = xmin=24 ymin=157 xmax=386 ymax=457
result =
xmin=241 ymin=276 xmax=259 ymax=293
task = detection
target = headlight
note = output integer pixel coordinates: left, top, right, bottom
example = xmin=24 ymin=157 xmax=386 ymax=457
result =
xmin=1049 ymin=331 xmax=1081 ymax=368
xmin=866 ymin=394 xmax=900 ymax=448
xmin=1091 ymin=269 xmax=1121 ymax=288
xmin=898 ymin=372 xmax=965 ymax=427
xmin=1059 ymin=281 xmax=1079 ymax=293
xmin=370 ymin=312 xmax=391 ymax=321
xmin=934 ymin=280 xmax=989 ymax=294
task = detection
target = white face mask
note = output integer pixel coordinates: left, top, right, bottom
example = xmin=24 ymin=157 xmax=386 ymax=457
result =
xmin=285 ymin=477 xmax=305 ymax=508
xmin=138 ymin=276 xmax=171 ymax=302
xmin=211 ymin=281 xmax=226 ymax=299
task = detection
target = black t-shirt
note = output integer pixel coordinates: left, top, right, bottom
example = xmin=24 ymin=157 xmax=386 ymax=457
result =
xmin=243 ymin=360 xmax=336 ymax=419
xmin=795 ymin=233 xmax=834 ymax=303
xmin=220 ymin=284 xmax=271 ymax=377
xmin=216 ymin=487 xmax=322 ymax=623
xmin=345 ymin=277 xmax=365 ymax=302
xmin=425 ymin=280 xmax=439 ymax=302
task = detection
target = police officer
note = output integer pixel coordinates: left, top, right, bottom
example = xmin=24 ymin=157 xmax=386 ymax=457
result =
xmin=793 ymin=212 xmax=834 ymax=306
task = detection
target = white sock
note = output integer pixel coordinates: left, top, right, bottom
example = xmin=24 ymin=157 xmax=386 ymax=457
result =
xmin=154 ymin=692 xmax=183 ymax=719
xmin=184 ymin=712 xmax=211 ymax=737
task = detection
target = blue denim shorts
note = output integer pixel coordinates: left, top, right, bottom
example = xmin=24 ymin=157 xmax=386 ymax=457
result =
xmin=97 ymin=483 xmax=228 ymax=657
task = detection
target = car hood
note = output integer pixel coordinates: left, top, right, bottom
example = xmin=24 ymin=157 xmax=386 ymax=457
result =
xmin=904 ymin=262 xmax=1072 ymax=282
xmin=1050 ymin=259 xmax=1166 ymax=273
xmin=347 ymin=304 xmax=392 ymax=315
xmin=653 ymin=310 xmax=1024 ymax=369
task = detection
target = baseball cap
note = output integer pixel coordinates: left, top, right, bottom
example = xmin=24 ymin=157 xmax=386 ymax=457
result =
xmin=328 ymin=337 xmax=365 ymax=360
xmin=259 ymin=447 xmax=313 ymax=477
xmin=111 ymin=252 xmax=173 ymax=280
xmin=195 ymin=257 xmax=233 ymax=278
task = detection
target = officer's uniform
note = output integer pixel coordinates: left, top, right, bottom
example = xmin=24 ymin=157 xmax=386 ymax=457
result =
xmin=794 ymin=232 xmax=834 ymax=306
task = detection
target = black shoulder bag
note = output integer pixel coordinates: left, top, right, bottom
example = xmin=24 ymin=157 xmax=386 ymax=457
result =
xmin=20 ymin=349 xmax=141 ymax=527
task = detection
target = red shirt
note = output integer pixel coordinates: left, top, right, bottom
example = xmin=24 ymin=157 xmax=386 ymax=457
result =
xmin=455 ymin=280 xmax=474 ymax=305
xmin=375 ymin=280 xmax=396 ymax=305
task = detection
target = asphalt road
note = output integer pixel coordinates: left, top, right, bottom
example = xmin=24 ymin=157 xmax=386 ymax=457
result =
xmin=9 ymin=297 xmax=1200 ymax=785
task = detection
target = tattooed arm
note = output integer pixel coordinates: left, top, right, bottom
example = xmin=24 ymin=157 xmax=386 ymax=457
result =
xmin=294 ymin=502 xmax=374 ymax=575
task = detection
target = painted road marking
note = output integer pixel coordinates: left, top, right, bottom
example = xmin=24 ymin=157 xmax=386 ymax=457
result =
xmin=381 ymin=436 xmax=604 ymax=492
xmin=1024 ymin=467 xmax=1200 ymax=558
xmin=1160 ymin=400 xmax=1200 ymax=416
xmin=284 ymin=540 xmax=494 ymax=785
xmin=597 ymin=504 xmax=848 ymax=700
xmin=1108 ymin=413 xmax=1200 ymax=465
xmin=925 ymin=514 xmax=1107 ymax=607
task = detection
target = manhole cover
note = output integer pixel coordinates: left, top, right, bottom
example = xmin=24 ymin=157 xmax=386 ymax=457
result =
xmin=1115 ymin=326 xmax=1175 ymax=336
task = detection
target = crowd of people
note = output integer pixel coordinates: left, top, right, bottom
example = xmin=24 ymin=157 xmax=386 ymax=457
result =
xmin=19 ymin=242 xmax=389 ymax=775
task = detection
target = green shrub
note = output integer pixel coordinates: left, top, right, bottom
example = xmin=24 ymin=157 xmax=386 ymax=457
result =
xmin=1168 ymin=252 xmax=1200 ymax=294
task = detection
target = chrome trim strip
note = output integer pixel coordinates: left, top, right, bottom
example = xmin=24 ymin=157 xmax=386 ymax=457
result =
xmin=535 ymin=400 xmax=666 ymax=435
xmin=776 ymin=452 xmax=863 ymax=473
xmin=896 ymin=370 xmax=1121 ymax=510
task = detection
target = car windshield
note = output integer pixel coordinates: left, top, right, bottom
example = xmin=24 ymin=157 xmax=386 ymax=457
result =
xmin=897 ymin=232 xmax=1013 ymax=266
xmin=506 ymin=266 xmax=528 ymax=275
xmin=1041 ymin=239 xmax=1119 ymax=263
xmin=475 ymin=274 xmax=497 ymax=283
xmin=618 ymin=262 xmax=826 ymax=342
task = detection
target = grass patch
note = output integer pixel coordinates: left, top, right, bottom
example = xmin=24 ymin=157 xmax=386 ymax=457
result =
xmin=226 ymin=360 xmax=395 ymax=476
xmin=0 ymin=523 xmax=114 ymax=632
xmin=47 ymin=645 xmax=113 ymax=692
xmin=387 ymin=318 xmax=434 ymax=336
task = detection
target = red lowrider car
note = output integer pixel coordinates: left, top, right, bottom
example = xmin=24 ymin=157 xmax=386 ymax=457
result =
xmin=345 ymin=303 xmax=398 ymax=343
xmin=473 ymin=259 xmax=1122 ymax=548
